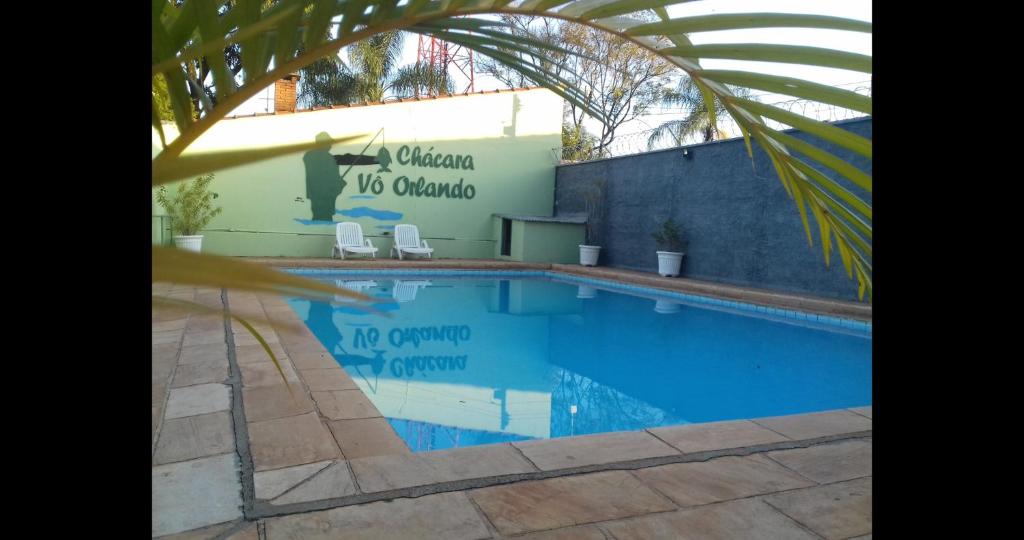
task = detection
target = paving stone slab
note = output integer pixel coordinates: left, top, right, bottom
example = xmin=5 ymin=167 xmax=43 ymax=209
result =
xmin=153 ymin=319 xmax=189 ymax=332
xmin=300 ymin=368 xmax=359 ymax=391
xmin=633 ymin=455 xmax=815 ymax=507
xmin=849 ymin=406 xmax=872 ymax=419
xmin=766 ymin=438 xmax=872 ymax=484
xmin=311 ymin=389 xmax=380 ymax=420
xmin=350 ymin=443 xmax=534 ymax=492
xmin=513 ymin=430 xmax=679 ymax=471
xmin=753 ymin=410 xmax=871 ymax=440
xmin=234 ymin=330 xmax=281 ymax=346
xmin=186 ymin=316 xmax=229 ymax=332
xmin=600 ymin=498 xmax=820 ymax=540
xmin=763 ymin=477 xmax=872 ymax=539
xmin=171 ymin=359 xmax=229 ymax=388
xmin=264 ymin=491 xmax=490 ymax=540
xmin=271 ymin=462 xmax=358 ymax=505
xmin=287 ymin=349 xmax=339 ymax=370
xmin=248 ymin=412 xmax=341 ymax=471
xmin=470 ymin=470 xmax=675 ymax=536
xmin=649 ymin=419 xmax=790 ymax=453
xmin=255 ymin=460 xmax=334 ymax=500
xmin=240 ymin=361 xmax=301 ymax=388
xmin=179 ymin=343 xmax=229 ymax=365
xmin=154 ymin=355 xmax=178 ymax=385
xmin=153 ymin=403 xmax=166 ymax=443
xmin=263 ymin=314 xmax=298 ymax=327
xmin=152 ymin=454 xmax=243 ymax=537
xmin=223 ymin=522 xmax=259 ymax=540
xmin=154 ymin=520 xmax=238 ymax=540
xmin=153 ymin=330 xmax=185 ymax=345
xmin=183 ymin=330 xmax=228 ymax=347
xmin=165 ymin=384 xmax=232 ymax=419
xmin=326 ymin=417 xmax=410 ymax=459
xmin=154 ymin=343 xmax=183 ymax=362
xmin=515 ymin=525 xmax=610 ymax=540
xmin=235 ymin=343 xmax=289 ymax=365
xmin=242 ymin=385 xmax=315 ymax=423
xmin=154 ymin=411 xmax=235 ymax=465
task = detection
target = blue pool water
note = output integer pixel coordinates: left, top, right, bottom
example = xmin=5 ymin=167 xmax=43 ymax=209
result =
xmin=287 ymin=272 xmax=871 ymax=453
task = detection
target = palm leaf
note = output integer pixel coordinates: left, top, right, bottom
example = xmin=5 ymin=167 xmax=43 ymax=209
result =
xmin=153 ymin=134 xmax=364 ymax=186
xmin=626 ymin=13 xmax=871 ymax=35
xmin=153 ymin=246 xmax=373 ymax=301
xmin=153 ymin=1 xmax=873 ymax=301
xmin=153 ymin=295 xmax=295 ymax=393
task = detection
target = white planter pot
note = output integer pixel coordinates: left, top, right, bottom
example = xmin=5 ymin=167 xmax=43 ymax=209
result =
xmin=656 ymin=251 xmax=684 ymax=277
xmin=577 ymin=285 xmax=597 ymax=299
xmin=174 ymin=235 xmax=204 ymax=253
xmin=579 ymin=245 xmax=601 ymax=266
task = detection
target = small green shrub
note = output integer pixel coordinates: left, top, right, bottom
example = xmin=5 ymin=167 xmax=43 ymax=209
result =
xmin=652 ymin=218 xmax=687 ymax=252
xmin=156 ymin=174 xmax=222 ymax=236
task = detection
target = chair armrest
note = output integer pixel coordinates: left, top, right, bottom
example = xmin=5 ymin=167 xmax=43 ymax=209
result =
xmin=421 ymin=240 xmax=430 ymax=249
xmin=365 ymin=238 xmax=376 ymax=249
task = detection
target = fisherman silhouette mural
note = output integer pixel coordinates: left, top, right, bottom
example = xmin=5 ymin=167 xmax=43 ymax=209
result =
xmin=303 ymin=132 xmax=380 ymax=221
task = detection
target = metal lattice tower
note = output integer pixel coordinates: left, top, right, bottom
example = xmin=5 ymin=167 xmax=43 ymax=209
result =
xmin=415 ymin=34 xmax=475 ymax=97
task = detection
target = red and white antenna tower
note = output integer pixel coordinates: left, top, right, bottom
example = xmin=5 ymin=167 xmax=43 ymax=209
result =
xmin=415 ymin=33 xmax=475 ymax=97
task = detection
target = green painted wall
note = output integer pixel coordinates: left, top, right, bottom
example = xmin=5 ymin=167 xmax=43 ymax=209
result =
xmin=493 ymin=217 xmax=584 ymax=263
xmin=521 ymin=222 xmax=585 ymax=264
xmin=153 ymin=89 xmax=563 ymax=258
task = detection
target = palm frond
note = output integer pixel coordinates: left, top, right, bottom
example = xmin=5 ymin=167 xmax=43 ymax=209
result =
xmin=153 ymin=0 xmax=873 ymax=301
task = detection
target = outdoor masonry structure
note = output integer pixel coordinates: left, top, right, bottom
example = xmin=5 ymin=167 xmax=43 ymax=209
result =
xmin=152 ymin=87 xmax=564 ymax=259
xmin=152 ymin=259 xmax=872 ymax=538
xmin=273 ymin=74 xmax=299 ymax=113
xmin=555 ymin=117 xmax=872 ymax=302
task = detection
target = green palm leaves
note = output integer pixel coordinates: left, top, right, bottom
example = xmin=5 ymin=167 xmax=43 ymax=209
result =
xmin=153 ymin=0 xmax=872 ymax=300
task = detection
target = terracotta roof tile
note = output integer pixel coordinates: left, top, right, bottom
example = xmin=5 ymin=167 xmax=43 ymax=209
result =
xmin=224 ymin=87 xmax=542 ymax=119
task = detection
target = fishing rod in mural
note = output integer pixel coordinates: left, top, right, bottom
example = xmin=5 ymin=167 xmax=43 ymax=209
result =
xmin=299 ymin=127 xmax=480 ymax=225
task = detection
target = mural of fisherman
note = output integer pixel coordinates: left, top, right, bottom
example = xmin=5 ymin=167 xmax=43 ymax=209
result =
xmin=303 ymin=132 xmax=379 ymax=221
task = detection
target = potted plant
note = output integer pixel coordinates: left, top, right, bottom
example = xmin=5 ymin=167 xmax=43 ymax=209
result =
xmin=156 ymin=173 xmax=222 ymax=253
xmin=579 ymin=181 xmax=606 ymax=266
xmin=652 ymin=218 xmax=687 ymax=277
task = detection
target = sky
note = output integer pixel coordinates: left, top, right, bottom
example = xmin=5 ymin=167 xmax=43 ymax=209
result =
xmin=227 ymin=0 xmax=872 ymax=150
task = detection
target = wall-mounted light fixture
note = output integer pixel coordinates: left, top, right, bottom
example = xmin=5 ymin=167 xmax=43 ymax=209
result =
xmin=682 ymin=148 xmax=692 ymax=159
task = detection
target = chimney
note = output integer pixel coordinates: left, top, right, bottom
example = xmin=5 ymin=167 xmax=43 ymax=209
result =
xmin=274 ymin=73 xmax=300 ymax=113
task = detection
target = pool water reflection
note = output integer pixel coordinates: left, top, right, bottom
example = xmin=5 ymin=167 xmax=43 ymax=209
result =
xmin=288 ymin=275 xmax=871 ymax=453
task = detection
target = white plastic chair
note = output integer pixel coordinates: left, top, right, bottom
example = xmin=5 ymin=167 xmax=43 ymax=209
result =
xmin=332 ymin=222 xmax=378 ymax=259
xmin=392 ymin=280 xmax=432 ymax=302
xmin=334 ymin=280 xmax=377 ymax=302
xmin=391 ymin=224 xmax=434 ymax=260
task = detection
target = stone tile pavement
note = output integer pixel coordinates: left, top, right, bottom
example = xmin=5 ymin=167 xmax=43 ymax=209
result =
xmin=153 ymin=281 xmax=872 ymax=538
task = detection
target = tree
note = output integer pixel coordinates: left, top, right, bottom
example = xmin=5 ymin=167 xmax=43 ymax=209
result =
xmin=476 ymin=15 xmax=564 ymax=89
xmin=561 ymin=122 xmax=599 ymax=162
xmin=647 ymin=76 xmax=753 ymax=149
xmin=478 ymin=16 xmax=673 ymax=156
xmin=296 ymin=55 xmax=359 ymax=108
xmin=298 ymin=31 xmax=453 ymax=107
xmin=560 ymin=21 xmax=674 ymax=155
xmin=153 ymin=1 xmax=874 ymax=318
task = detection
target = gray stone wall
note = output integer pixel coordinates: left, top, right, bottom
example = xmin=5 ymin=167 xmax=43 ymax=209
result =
xmin=554 ymin=118 xmax=871 ymax=301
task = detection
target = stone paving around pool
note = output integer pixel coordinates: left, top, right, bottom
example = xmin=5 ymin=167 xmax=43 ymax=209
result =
xmin=153 ymin=274 xmax=872 ymax=539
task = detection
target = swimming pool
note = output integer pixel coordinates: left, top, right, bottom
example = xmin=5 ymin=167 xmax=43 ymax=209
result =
xmin=286 ymin=270 xmax=871 ymax=453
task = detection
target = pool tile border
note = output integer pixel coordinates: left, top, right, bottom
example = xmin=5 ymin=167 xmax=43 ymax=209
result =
xmin=281 ymin=267 xmax=871 ymax=333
